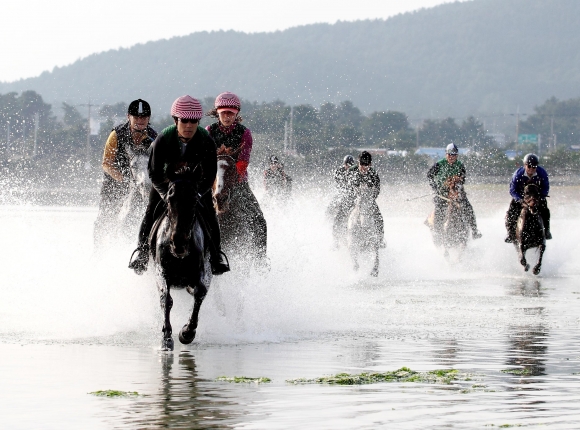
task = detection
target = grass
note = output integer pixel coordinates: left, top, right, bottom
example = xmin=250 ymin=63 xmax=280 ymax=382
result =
xmin=89 ymin=390 xmax=141 ymax=398
xmin=215 ymin=376 xmax=271 ymax=384
xmin=286 ymin=367 xmax=465 ymax=385
xmin=500 ymin=368 xmax=533 ymax=376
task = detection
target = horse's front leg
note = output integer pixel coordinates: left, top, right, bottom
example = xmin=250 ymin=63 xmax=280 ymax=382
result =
xmin=533 ymin=244 xmax=546 ymax=275
xmin=518 ymin=244 xmax=530 ymax=272
xmin=180 ymin=284 xmax=208 ymax=345
xmin=158 ymin=276 xmax=174 ymax=351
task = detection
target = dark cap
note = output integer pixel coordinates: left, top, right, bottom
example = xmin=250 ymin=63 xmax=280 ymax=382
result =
xmin=128 ymin=99 xmax=151 ymax=117
xmin=359 ymin=151 xmax=372 ymax=166
xmin=270 ymin=155 xmax=280 ymax=164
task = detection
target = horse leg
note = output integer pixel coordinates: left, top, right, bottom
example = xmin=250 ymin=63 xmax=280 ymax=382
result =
xmin=371 ymin=245 xmax=379 ymax=277
xmin=179 ymin=284 xmax=208 ymax=345
xmin=533 ymin=244 xmax=546 ymax=275
xmin=519 ymin=245 xmax=530 ymax=272
xmin=158 ymin=278 xmax=174 ymax=351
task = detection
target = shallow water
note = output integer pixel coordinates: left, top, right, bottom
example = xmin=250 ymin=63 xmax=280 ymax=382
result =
xmin=1 ymin=184 xmax=580 ymax=429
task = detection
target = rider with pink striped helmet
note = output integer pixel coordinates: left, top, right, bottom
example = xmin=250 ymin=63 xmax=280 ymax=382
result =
xmin=129 ymin=95 xmax=230 ymax=276
xmin=206 ymin=92 xmax=269 ymax=270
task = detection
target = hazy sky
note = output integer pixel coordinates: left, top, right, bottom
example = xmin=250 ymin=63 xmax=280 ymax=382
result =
xmin=1 ymin=0 xmax=461 ymax=83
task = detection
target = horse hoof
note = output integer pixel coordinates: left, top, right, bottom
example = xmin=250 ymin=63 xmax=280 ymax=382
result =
xmin=179 ymin=325 xmax=196 ymax=344
xmin=524 ymin=264 xmax=530 ymax=272
xmin=161 ymin=337 xmax=174 ymax=351
xmin=533 ymin=266 xmax=541 ymax=275
xmin=371 ymin=270 xmax=378 ymax=277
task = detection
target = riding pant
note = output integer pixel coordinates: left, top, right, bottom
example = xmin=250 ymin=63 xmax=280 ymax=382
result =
xmin=334 ymin=197 xmax=384 ymax=241
xmin=505 ymin=198 xmax=550 ymax=239
xmin=233 ymin=181 xmax=268 ymax=257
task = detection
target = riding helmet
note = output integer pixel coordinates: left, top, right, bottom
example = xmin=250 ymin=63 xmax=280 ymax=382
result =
xmin=127 ymin=99 xmax=151 ymax=117
xmin=343 ymin=155 xmax=355 ymax=166
xmin=171 ymin=95 xmax=203 ymax=120
xmin=359 ymin=151 xmax=372 ymax=166
xmin=270 ymin=155 xmax=280 ymax=164
xmin=446 ymin=143 xmax=459 ymax=155
xmin=215 ymin=92 xmax=241 ymax=113
xmin=523 ymin=153 xmax=539 ymax=167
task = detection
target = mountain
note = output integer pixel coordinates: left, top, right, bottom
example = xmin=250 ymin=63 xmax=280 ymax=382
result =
xmin=1 ymin=0 xmax=579 ymax=118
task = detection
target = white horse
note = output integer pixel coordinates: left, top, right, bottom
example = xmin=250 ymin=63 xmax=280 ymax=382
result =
xmin=346 ymin=185 xmax=381 ymax=277
xmin=118 ymin=145 xmax=151 ymax=239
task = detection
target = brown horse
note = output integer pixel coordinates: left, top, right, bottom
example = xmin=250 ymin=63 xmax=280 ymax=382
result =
xmin=212 ymin=145 xmax=268 ymax=270
xmin=514 ymin=184 xmax=546 ymax=275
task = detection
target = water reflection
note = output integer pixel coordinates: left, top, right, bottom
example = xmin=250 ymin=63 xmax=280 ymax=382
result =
xmin=507 ymin=278 xmax=544 ymax=298
xmin=505 ymin=324 xmax=549 ymax=380
xmin=120 ymin=352 xmax=242 ymax=429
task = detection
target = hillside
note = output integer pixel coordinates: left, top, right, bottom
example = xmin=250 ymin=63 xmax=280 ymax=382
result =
xmin=1 ymin=0 xmax=579 ymax=118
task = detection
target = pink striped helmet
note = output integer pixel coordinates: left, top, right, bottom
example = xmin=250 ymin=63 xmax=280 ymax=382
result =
xmin=215 ymin=92 xmax=241 ymax=113
xmin=171 ymin=95 xmax=203 ymax=119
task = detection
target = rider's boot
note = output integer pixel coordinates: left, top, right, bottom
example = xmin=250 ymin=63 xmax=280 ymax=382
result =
xmin=472 ymin=229 xmax=482 ymax=239
xmin=128 ymin=243 xmax=149 ymax=275
xmin=211 ymin=248 xmax=230 ymax=275
xmin=545 ymin=230 xmax=552 ymax=240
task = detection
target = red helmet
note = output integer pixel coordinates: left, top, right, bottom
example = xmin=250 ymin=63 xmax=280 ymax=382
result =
xmin=171 ymin=95 xmax=203 ymax=119
xmin=215 ymin=92 xmax=241 ymax=113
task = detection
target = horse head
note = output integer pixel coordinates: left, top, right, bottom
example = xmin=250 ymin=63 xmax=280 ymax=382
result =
xmin=166 ymin=177 xmax=199 ymax=258
xmin=213 ymin=145 xmax=240 ymax=214
xmin=523 ymin=184 xmax=540 ymax=214
xmin=445 ymin=175 xmax=463 ymax=202
xmin=126 ymin=145 xmax=152 ymax=201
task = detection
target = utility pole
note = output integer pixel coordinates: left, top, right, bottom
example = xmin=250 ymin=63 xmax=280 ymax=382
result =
xmin=416 ymin=122 xmax=420 ymax=149
xmin=78 ymin=99 xmax=93 ymax=170
xmin=550 ymin=116 xmax=554 ymax=150
xmin=33 ymin=112 xmax=39 ymax=157
xmin=515 ymin=109 xmax=520 ymax=147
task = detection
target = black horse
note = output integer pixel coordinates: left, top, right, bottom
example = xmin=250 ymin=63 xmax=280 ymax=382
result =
xmin=513 ymin=184 xmax=546 ymax=275
xmin=152 ymin=178 xmax=212 ymax=351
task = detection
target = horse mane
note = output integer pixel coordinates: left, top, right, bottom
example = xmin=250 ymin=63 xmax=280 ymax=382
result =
xmin=217 ymin=144 xmax=241 ymax=158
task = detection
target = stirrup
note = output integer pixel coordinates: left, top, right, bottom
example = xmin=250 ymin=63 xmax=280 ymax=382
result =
xmin=128 ymin=247 xmax=148 ymax=275
xmin=211 ymin=250 xmax=230 ymax=275
xmin=504 ymin=235 xmax=514 ymax=244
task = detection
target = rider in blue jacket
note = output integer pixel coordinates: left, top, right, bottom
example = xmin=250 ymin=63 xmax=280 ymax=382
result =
xmin=505 ymin=153 xmax=551 ymax=242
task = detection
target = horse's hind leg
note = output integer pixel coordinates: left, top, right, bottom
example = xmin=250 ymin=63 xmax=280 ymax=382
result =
xmin=533 ymin=244 xmax=546 ymax=275
xmin=179 ymin=284 xmax=208 ymax=345
xmin=158 ymin=278 xmax=174 ymax=351
xmin=371 ymin=246 xmax=379 ymax=277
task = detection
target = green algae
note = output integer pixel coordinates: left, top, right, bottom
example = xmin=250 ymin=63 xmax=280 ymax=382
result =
xmin=89 ymin=390 xmax=140 ymax=398
xmin=286 ymin=367 xmax=464 ymax=385
xmin=501 ymin=368 xmax=533 ymax=376
xmin=215 ymin=376 xmax=271 ymax=384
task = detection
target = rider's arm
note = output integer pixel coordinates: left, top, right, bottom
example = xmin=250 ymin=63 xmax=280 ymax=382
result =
xmin=149 ymin=134 xmax=170 ymax=200
xmin=371 ymin=172 xmax=380 ymax=199
xmin=427 ymin=163 xmax=439 ymax=191
xmin=235 ymin=128 xmax=253 ymax=181
xmin=458 ymin=163 xmax=466 ymax=184
xmin=509 ymin=168 xmax=524 ymax=201
xmin=102 ymin=131 xmax=124 ymax=182
xmin=199 ymin=134 xmax=218 ymax=194
xmin=538 ymin=167 xmax=550 ymax=197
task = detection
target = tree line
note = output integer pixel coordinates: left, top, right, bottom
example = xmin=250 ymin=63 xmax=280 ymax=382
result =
xmin=1 ymin=90 xmax=579 ymax=192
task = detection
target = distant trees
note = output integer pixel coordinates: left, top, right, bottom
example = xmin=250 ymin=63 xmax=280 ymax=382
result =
xmin=520 ymin=96 xmax=580 ymax=147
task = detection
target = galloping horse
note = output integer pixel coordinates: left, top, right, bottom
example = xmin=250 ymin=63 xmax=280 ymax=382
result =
xmin=152 ymin=175 xmax=211 ymax=351
xmin=513 ymin=184 xmax=546 ymax=275
xmin=213 ymin=145 xmax=265 ymax=269
xmin=347 ymin=185 xmax=381 ymax=277
xmin=118 ymin=144 xmax=151 ymax=238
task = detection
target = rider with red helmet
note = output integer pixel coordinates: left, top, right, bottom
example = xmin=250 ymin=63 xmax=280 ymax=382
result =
xmin=128 ymin=95 xmax=230 ymax=275
xmin=206 ymin=92 xmax=268 ymax=263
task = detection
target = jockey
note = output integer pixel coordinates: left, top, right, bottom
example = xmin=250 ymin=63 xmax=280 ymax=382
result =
xmin=128 ymin=95 xmax=230 ymax=276
xmin=206 ymin=92 xmax=268 ymax=263
xmin=263 ymin=155 xmax=292 ymax=199
xmin=94 ymin=99 xmax=157 ymax=246
xmin=334 ymin=151 xmax=385 ymax=247
xmin=505 ymin=153 xmax=551 ymax=242
xmin=427 ymin=143 xmax=482 ymax=243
